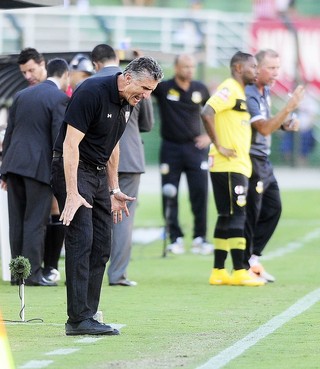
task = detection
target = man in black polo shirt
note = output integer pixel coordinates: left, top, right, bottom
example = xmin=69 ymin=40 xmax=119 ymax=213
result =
xmin=153 ymin=54 xmax=213 ymax=255
xmin=51 ymin=56 xmax=163 ymax=336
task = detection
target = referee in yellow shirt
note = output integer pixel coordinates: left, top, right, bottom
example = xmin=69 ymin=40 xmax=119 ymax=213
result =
xmin=201 ymin=51 xmax=264 ymax=286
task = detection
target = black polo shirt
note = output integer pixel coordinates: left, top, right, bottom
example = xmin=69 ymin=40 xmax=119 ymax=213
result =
xmin=54 ymin=73 xmax=131 ymax=166
xmin=153 ymin=78 xmax=210 ymax=143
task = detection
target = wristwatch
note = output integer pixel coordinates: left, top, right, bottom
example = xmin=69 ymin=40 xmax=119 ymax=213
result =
xmin=109 ymin=188 xmax=121 ymax=196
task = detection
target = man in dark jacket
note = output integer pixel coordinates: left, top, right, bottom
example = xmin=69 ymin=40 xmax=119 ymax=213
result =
xmin=0 ymin=58 xmax=69 ymax=286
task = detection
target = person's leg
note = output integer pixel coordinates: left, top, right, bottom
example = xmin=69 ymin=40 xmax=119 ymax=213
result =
xmin=43 ymin=196 xmax=65 ymax=278
xmin=108 ymin=173 xmax=140 ymax=284
xmin=160 ymin=140 xmax=184 ymax=243
xmin=227 ymin=173 xmax=264 ymax=286
xmin=87 ymin=170 xmax=112 ymax=316
xmin=184 ymin=143 xmax=209 ymax=240
xmin=252 ymin=176 xmax=282 ymax=257
xmin=23 ymin=177 xmax=52 ymax=283
xmin=6 ymin=174 xmax=25 ymax=260
xmin=208 ymin=172 xmax=231 ymax=285
xmin=52 ymin=159 xmax=95 ymax=322
xmin=244 ymin=156 xmax=264 ymax=269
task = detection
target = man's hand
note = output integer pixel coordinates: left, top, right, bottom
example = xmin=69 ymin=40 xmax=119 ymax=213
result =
xmin=218 ymin=145 xmax=237 ymax=158
xmin=194 ymin=134 xmax=211 ymax=149
xmin=0 ymin=179 xmax=7 ymax=191
xmin=111 ymin=191 xmax=136 ymax=224
xmin=287 ymin=85 xmax=305 ymax=112
xmin=60 ymin=192 xmax=92 ymax=226
xmin=282 ymin=113 xmax=300 ymax=132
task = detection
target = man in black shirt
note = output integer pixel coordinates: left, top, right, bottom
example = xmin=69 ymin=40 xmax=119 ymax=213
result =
xmin=153 ymin=54 xmax=213 ymax=255
xmin=51 ymin=56 xmax=163 ymax=336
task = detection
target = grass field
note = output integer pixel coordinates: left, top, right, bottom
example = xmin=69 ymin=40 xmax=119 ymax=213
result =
xmin=1 ymin=189 xmax=320 ymax=369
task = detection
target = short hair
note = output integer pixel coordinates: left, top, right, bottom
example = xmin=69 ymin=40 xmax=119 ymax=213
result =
xmin=91 ymin=44 xmax=117 ymax=64
xmin=47 ymin=58 xmax=69 ymax=78
xmin=123 ymin=56 xmax=163 ymax=82
xmin=255 ymin=49 xmax=279 ymax=64
xmin=18 ymin=47 xmax=44 ymax=65
xmin=173 ymin=53 xmax=195 ymax=66
xmin=69 ymin=53 xmax=94 ymax=75
xmin=230 ymin=51 xmax=254 ymax=69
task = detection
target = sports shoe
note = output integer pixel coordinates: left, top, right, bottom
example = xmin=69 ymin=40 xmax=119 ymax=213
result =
xmin=249 ymin=255 xmax=275 ymax=282
xmin=250 ymin=264 xmax=275 ymax=283
xmin=230 ymin=269 xmax=265 ymax=286
xmin=166 ymin=237 xmax=185 ymax=254
xmin=209 ymin=268 xmax=230 ymax=285
xmin=65 ymin=318 xmax=119 ymax=336
xmin=191 ymin=237 xmax=214 ymax=255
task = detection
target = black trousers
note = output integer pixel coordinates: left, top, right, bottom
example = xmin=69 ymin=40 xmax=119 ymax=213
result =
xmin=244 ymin=155 xmax=282 ymax=267
xmin=6 ymin=173 xmax=52 ymax=282
xmin=51 ymin=158 xmax=112 ymax=323
xmin=160 ymin=139 xmax=209 ymax=242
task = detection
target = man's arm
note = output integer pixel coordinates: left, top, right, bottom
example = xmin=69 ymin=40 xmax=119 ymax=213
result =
xmin=107 ymin=143 xmax=120 ymax=192
xmin=201 ymin=104 xmax=237 ymax=158
xmin=59 ymin=124 xmax=92 ymax=226
xmin=252 ymin=85 xmax=305 ymax=136
xmin=107 ymin=143 xmax=136 ymax=224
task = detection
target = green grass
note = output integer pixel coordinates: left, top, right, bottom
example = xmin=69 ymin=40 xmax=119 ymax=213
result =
xmin=1 ymin=190 xmax=320 ymax=368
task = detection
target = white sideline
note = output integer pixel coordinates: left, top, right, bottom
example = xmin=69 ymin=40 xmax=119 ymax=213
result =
xmin=197 ymin=288 xmax=320 ymax=369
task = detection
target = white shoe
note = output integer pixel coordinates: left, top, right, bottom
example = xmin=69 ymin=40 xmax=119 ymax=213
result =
xmin=249 ymin=255 xmax=275 ymax=283
xmin=44 ymin=268 xmax=61 ymax=282
xmin=167 ymin=237 xmax=185 ymax=254
xmin=191 ymin=237 xmax=214 ymax=255
xmin=93 ymin=310 xmax=104 ymax=323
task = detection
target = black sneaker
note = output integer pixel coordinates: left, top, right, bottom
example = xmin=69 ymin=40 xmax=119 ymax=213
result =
xmin=65 ymin=318 xmax=120 ymax=336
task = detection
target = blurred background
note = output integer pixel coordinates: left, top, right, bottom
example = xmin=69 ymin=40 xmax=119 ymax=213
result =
xmin=1 ymin=0 xmax=320 ymax=167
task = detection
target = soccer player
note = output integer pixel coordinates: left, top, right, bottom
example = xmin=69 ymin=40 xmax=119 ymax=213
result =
xmin=201 ymin=51 xmax=263 ymax=286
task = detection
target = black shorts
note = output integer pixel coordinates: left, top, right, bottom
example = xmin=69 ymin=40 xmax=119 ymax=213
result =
xmin=210 ymin=172 xmax=248 ymax=216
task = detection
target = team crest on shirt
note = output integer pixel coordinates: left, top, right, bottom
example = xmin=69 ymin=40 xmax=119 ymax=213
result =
xmin=167 ymin=89 xmax=180 ymax=101
xmin=191 ymin=91 xmax=202 ymax=104
xmin=216 ymin=87 xmax=231 ymax=101
xmin=160 ymin=163 xmax=170 ymax=175
xmin=255 ymin=181 xmax=263 ymax=194
xmin=234 ymin=185 xmax=245 ymax=195
xmin=236 ymin=195 xmax=247 ymax=207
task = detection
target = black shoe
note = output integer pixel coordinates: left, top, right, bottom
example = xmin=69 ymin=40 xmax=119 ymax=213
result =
xmin=109 ymin=279 xmax=137 ymax=287
xmin=65 ymin=318 xmax=120 ymax=336
xmin=25 ymin=276 xmax=57 ymax=287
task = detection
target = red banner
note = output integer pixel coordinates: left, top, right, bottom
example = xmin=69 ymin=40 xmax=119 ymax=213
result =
xmin=250 ymin=16 xmax=320 ymax=90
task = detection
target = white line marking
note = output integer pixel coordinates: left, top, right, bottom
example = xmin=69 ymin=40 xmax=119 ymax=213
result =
xmin=19 ymin=360 xmax=53 ymax=369
xmin=262 ymin=228 xmax=320 ymax=261
xmin=4 ymin=322 xmax=126 ymax=328
xmin=75 ymin=337 xmax=105 ymax=344
xmin=197 ymin=227 xmax=320 ymax=369
xmin=197 ymin=288 xmax=320 ymax=369
xmin=45 ymin=348 xmax=80 ymax=355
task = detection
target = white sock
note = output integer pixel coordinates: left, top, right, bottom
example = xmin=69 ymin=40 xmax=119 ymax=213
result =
xmin=249 ymin=254 xmax=260 ymax=267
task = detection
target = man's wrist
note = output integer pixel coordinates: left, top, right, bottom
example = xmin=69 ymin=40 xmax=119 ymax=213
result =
xmin=109 ymin=188 xmax=121 ymax=196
